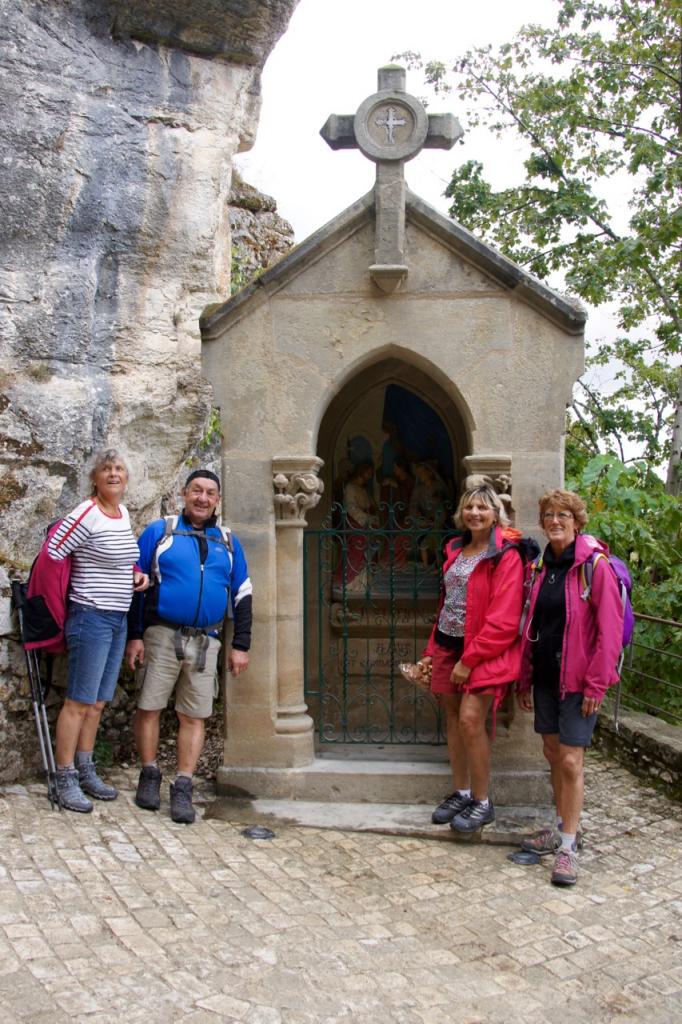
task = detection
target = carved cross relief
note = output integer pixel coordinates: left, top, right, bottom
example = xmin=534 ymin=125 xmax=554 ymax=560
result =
xmin=320 ymin=65 xmax=463 ymax=292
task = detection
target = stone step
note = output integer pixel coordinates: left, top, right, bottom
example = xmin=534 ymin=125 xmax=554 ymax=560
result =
xmin=205 ymin=796 xmax=550 ymax=847
xmin=216 ymin=756 xmax=553 ymax=807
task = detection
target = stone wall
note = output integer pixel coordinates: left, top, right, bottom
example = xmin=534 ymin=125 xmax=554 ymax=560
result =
xmin=595 ymin=711 xmax=682 ymax=802
xmin=0 ymin=0 xmax=299 ymax=781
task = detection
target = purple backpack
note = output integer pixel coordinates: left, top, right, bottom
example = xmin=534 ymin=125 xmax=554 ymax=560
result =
xmin=581 ymin=551 xmax=635 ymax=658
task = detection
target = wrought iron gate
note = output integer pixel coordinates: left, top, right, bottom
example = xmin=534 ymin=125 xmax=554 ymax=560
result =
xmin=303 ymin=503 xmax=454 ymax=744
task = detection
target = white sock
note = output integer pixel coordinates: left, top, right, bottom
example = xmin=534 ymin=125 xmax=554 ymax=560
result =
xmin=457 ymin=788 xmax=471 ymax=799
xmin=559 ymin=830 xmax=576 ymax=852
xmin=476 ymin=798 xmax=490 ymax=808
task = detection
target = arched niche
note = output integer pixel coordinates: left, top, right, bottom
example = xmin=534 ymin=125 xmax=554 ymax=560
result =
xmin=310 ymin=355 xmax=472 ymax=528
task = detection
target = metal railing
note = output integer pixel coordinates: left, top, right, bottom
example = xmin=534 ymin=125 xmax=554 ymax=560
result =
xmin=604 ymin=612 xmax=682 ymax=730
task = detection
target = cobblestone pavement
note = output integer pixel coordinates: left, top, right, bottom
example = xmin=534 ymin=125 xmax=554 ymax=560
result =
xmin=1 ymin=752 xmax=681 ymax=1024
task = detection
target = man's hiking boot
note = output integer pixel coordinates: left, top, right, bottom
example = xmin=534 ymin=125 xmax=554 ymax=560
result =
xmin=521 ymin=827 xmax=584 ymax=856
xmin=450 ymin=799 xmax=495 ymax=833
xmin=431 ymin=791 xmax=473 ymax=824
xmin=170 ymin=776 xmax=195 ymax=824
xmin=55 ymin=768 xmax=93 ymax=813
xmin=135 ymin=766 xmax=162 ymax=811
xmin=551 ymin=847 xmax=578 ymax=886
xmin=77 ymin=760 xmax=118 ymax=801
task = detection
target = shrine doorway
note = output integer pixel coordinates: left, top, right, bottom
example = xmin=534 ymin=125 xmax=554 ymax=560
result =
xmin=304 ymin=356 xmax=472 ymax=745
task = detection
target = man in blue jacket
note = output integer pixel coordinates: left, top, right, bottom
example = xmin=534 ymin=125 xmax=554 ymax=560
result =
xmin=125 ymin=469 xmax=252 ymax=824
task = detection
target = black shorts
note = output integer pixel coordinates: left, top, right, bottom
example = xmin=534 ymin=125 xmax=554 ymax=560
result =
xmin=533 ymin=686 xmax=598 ymax=748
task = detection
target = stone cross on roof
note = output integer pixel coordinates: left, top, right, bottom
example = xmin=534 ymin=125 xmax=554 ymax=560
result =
xmin=321 ymin=65 xmax=463 ymax=292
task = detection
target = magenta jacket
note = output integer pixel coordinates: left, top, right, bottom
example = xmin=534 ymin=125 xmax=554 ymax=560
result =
xmin=518 ymin=533 xmax=624 ymax=700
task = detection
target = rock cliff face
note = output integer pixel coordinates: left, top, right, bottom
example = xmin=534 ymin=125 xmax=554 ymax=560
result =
xmin=229 ymin=173 xmax=295 ymax=288
xmin=0 ymin=0 xmax=298 ymax=780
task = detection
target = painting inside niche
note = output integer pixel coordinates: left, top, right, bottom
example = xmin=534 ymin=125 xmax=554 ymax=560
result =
xmin=330 ymin=383 xmax=456 ymax=575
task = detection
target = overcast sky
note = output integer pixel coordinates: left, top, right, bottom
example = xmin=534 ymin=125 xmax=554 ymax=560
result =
xmin=236 ymin=0 xmax=617 ymax=344
xmin=237 ymin=0 xmax=560 ymax=239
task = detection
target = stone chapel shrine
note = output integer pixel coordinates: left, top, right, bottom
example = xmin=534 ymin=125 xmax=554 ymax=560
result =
xmin=200 ymin=66 xmax=586 ymax=808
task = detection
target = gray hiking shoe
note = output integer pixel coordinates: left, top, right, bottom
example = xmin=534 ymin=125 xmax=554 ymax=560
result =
xmin=521 ymin=827 xmax=561 ymax=856
xmin=77 ymin=760 xmax=118 ymax=801
xmin=521 ymin=827 xmax=584 ymax=856
xmin=170 ymin=777 xmax=195 ymax=824
xmin=551 ymin=847 xmax=578 ymax=886
xmin=55 ymin=768 xmax=93 ymax=813
xmin=135 ymin=766 xmax=162 ymax=811
xmin=432 ymin=791 xmax=473 ymax=824
xmin=450 ymin=799 xmax=495 ymax=833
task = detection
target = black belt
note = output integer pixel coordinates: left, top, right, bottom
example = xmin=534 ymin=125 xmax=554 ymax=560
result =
xmin=157 ymin=620 xmax=221 ymax=672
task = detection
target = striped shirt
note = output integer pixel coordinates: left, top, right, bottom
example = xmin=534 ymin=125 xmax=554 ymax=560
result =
xmin=48 ymin=500 xmax=140 ymax=612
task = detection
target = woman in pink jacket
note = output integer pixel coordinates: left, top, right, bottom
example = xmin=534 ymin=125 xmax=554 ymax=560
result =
xmin=517 ymin=489 xmax=624 ymax=887
xmin=417 ymin=483 xmax=525 ymax=834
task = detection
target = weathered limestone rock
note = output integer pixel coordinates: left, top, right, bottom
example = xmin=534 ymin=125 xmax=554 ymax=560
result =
xmin=0 ymin=0 xmax=299 ymax=781
xmin=229 ymin=173 xmax=295 ymax=289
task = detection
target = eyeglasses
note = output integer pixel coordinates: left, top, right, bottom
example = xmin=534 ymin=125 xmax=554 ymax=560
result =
xmin=542 ymin=511 xmax=573 ymax=522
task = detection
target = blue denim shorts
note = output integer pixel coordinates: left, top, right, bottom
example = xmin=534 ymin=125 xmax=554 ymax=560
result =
xmin=65 ymin=602 xmax=128 ymax=705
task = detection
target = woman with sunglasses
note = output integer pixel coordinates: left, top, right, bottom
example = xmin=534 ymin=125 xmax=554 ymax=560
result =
xmin=517 ymin=489 xmax=624 ymax=886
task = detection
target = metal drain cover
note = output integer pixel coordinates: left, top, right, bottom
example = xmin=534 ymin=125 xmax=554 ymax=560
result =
xmin=241 ymin=826 xmax=276 ymax=840
xmin=506 ymin=850 xmax=540 ymax=865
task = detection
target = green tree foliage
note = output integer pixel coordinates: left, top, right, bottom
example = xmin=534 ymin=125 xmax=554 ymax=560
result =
xmin=400 ymin=0 xmax=682 ymax=488
xmin=568 ymin=454 xmax=682 ymax=720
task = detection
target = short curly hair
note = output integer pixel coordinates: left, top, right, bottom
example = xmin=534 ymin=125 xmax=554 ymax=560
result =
xmin=454 ymin=484 xmax=509 ymax=529
xmin=88 ymin=448 xmax=130 ymax=495
xmin=538 ymin=488 xmax=588 ymax=530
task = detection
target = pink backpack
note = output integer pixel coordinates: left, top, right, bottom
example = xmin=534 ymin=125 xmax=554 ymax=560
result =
xmin=18 ymin=503 xmax=96 ymax=652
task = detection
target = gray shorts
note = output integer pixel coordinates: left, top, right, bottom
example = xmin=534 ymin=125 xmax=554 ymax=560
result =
xmin=533 ymin=686 xmax=598 ymax=748
xmin=136 ymin=624 xmax=221 ymax=719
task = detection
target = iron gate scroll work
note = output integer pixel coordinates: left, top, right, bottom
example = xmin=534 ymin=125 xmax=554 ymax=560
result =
xmin=304 ymin=500 xmax=455 ymax=744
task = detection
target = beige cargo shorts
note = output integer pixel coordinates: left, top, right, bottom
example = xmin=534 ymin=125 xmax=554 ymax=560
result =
xmin=136 ymin=624 xmax=221 ymax=719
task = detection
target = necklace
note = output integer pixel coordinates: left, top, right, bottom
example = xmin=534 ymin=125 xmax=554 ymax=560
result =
xmin=547 ymin=572 xmax=556 ymax=584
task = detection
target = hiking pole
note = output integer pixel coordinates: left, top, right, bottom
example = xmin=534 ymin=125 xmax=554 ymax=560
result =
xmin=27 ymin=646 xmax=61 ymax=809
xmin=10 ymin=582 xmax=61 ymax=809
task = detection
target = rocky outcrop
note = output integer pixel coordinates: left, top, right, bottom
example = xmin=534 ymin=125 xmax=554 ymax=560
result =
xmin=0 ymin=0 xmax=299 ymax=781
xmin=109 ymin=0 xmax=296 ymax=65
xmin=229 ymin=173 xmax=295 ymax=289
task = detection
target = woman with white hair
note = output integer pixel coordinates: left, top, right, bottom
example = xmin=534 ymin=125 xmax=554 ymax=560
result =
xmin=47 ymin=449 xmax=148 ymax=812
xmin=417 ymin=483 xmax=527 ymax=832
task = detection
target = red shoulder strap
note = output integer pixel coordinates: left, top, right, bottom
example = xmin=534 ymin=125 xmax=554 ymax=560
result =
xmin=53 ymin=500 xmax=97 ymax=550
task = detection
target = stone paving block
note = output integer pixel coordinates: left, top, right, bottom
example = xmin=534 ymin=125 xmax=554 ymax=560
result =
xmin=1 ymin=758 xmax=682 ymax=1023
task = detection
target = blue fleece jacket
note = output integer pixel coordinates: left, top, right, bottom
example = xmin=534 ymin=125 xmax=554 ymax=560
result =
xmin=128 ymin=514 xmax=252 ymax=649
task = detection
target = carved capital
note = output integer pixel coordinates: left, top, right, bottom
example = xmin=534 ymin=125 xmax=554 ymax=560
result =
xmin=462 ymin=455 xmax=512 ymax=491
xmin=272 ymin=456 xmax=324 ymax=527
xmin=461 ymin=454 xmax=514 ymax=519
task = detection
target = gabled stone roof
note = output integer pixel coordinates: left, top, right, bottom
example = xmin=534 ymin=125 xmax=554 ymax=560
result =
xmin=200 ymin=189 xmax=586 ymax=338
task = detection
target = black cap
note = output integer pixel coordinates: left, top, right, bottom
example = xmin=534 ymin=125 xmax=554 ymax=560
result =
xmin=184 ymin=469 xmax=221 ymax=491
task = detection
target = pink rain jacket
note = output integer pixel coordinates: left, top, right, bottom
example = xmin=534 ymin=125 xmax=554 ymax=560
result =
xmin=518 ymin=533 xmax=625 ymax=700
xmin=424 ymin=526 xmax=525 ymax=688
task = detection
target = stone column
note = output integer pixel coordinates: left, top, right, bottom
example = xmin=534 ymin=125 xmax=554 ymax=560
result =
xmin=272 ymin=457 xmax=324 ymax=763
xmin=462 ymin=452 xmax=549 ymax=774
